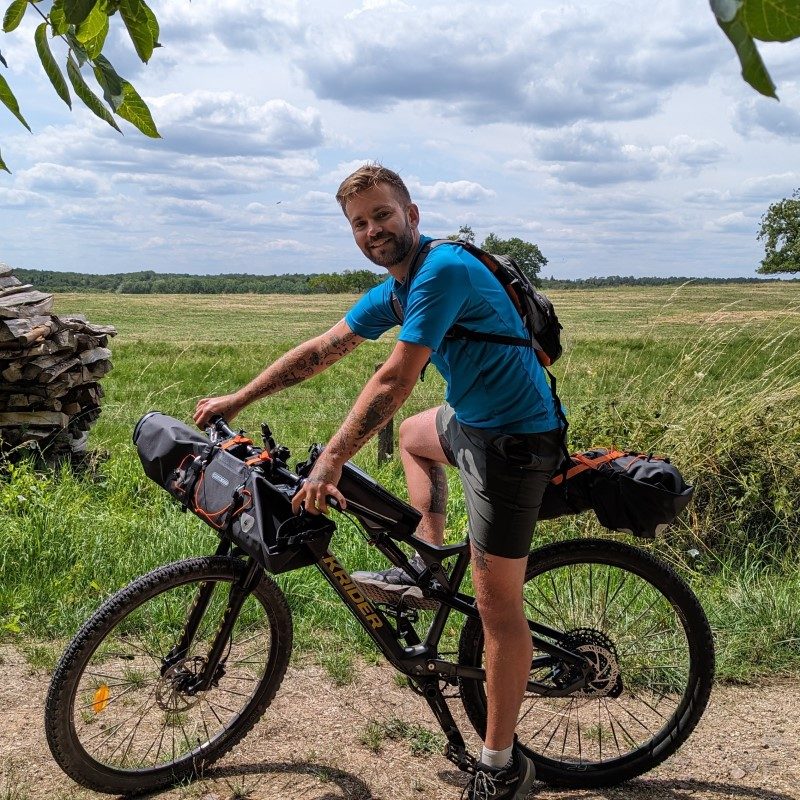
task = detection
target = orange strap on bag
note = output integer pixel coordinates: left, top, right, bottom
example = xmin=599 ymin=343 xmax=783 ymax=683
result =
xmin=549 ymin=450 xmax=626 ymax=485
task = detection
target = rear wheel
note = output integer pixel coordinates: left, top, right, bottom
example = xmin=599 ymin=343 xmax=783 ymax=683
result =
xmin=458 ymin=538 xmax=714 ymax=787
xmin=45 ymin=556 xmax=293 ymax=795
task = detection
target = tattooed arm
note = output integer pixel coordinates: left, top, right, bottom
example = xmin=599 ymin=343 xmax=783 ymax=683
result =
xmin=193 ymin=319 xmax=364 ymax=427
xmin=291 ymin=340 xmax=433 ymax=515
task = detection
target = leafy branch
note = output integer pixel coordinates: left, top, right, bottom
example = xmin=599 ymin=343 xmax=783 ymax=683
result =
xmin=0 ymin=0 xmax=160 ymax=173
xmin=710 ymin=0 xmax=800 ymax=99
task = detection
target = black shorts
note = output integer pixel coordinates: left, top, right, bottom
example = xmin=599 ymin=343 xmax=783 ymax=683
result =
xmin=435 ymin=404 xmax=562 ymax=559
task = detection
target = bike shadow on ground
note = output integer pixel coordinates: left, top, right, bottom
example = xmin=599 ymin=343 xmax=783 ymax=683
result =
xmin=134 ymin=761 xmax=377 ymax=800
xmin=438 ymin=771 xmax=796 ymax=800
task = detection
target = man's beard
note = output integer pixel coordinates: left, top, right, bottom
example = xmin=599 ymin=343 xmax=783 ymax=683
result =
xmin=366 ymin=225 xmax=414 ymax=268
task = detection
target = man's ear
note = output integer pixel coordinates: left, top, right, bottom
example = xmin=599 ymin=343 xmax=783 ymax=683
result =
xmin=407 ymin=203 xmax=420 ymax=227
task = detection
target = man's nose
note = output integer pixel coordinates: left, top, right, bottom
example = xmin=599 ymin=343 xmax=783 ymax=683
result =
xmin=366 ymin=219 xmax=383 ymax=238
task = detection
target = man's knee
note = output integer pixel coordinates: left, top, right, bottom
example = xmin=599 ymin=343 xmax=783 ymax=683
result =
xmin=399 ymin=408 xmax=445 ymax=462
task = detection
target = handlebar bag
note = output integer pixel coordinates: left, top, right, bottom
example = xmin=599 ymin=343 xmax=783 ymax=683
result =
xmin=539 ymin=449 xmax=693 ymax=538
xmin=133 ymin=412 xmax=334 ymax=572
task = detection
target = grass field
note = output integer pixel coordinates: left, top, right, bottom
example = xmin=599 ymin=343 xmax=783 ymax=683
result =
xmin=2 ymin=282 xmax=800 ymax=682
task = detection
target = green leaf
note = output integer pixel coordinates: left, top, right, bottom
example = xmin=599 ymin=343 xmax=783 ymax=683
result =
xmin=92 ymin=54 xmax=123 ymax=109
xmin=66 ymin=32 xmax=89 ymax=66
xmin=3 ymin=0 xmax=28 ymax=33
xmin=0 ymin=73 xmax=31 ymax=131
xmin=35 ymin=22 xmax=71 ymax=108
xmin=0 ymin=50 xmax=7 ymax=68
xmin=75 ymin=3 xmax=108 ymax=59
xmin=98 ymin=0 xmax=121 ymax=16
xmin=715 ymin=8 xmax=778 ymax=98
xmin=66 ymin=54 xmax=121 ymax=132
xmin=64 ymin=0 xmax=97 ymax=25
xmin=744 ymin=0 xmax=800 ymax=42
xmin=142 ymin=0 xmax=159 ymax=46
xmin=50 ymin=0 xmax=70 ymax=35
xmin=0 ymin=145 xmax=10 ymax=174
xmin=116 ymin=78 xmax=159 ymax=137
xmin=119 ymin=0 xmax=153 ymax=63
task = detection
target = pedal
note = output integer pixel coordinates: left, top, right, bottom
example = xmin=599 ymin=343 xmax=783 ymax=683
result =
xmin=354 ymin=579 xmax=440 ymax=611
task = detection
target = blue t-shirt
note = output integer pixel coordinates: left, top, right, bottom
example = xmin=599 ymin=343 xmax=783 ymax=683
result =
xmin=345 ymin=236 xmax=561 ymax=433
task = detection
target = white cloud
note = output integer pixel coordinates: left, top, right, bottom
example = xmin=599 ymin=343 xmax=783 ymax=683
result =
xmin=411 ymin=179 xmax=495 ymax=203
xmin=346 ymin=0 xmax=411 ymax=19
xmin=15 ymin=163 xmax=108 ymax=196
xmin=0 ymin=0 xmax=797 ymax=278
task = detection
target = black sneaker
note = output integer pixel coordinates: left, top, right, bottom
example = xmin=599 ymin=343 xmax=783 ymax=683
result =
xmin=351 ymin=555 xmax=439 ymax=610
xmin=463 ymin=748 xmax=536 ymax=800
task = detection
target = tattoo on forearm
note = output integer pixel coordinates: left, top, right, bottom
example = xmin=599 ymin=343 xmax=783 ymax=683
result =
xmin=429 ymin=465 xmax=447 ymax=515
xmin=356 ymin=394 xmax=397 ymax=440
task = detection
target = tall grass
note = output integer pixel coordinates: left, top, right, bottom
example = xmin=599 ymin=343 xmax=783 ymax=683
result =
xmin=1 ymin=285 xmax=799 ymax=680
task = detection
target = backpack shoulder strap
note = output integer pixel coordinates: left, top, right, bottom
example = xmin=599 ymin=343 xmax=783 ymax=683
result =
xmin=389 ymin=238 xmax=445 ymax=323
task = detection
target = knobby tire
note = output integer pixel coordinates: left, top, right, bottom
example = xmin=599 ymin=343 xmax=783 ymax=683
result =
xmin=457 ymin=538 xmax=714 ymax=788
xmin=45 ymin=556 xmax=293 ymax=795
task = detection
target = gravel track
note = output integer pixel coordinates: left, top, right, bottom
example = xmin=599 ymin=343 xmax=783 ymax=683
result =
xmin=1 ymin=646 xmax=797 ymax=800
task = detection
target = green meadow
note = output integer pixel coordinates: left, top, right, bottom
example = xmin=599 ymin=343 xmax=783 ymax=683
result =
xmin=2 ymin=282 xmax=800 ymax=682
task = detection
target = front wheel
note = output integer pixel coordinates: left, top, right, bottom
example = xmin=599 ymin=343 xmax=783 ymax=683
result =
xmin=458 ymin=538 xmax=714 ymax=788
xmin=45 ymin=556 xmax=293 ymax=795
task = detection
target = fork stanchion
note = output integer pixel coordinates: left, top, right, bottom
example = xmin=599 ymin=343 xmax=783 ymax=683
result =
xmin=375 ymin=362 xmax=394 ymax=464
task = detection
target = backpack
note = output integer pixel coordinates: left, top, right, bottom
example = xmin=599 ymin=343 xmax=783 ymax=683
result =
xmin=391 ymin=239 xmax=563 ymax=367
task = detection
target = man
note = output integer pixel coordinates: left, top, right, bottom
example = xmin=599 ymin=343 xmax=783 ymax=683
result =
xmin=194 ymin=164 xmax=562 ymax=800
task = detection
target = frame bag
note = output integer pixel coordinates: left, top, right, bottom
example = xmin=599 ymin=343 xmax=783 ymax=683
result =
xmin=133 ymin=412 xmax=334 ymax=573
xmin=539 ymin=449 xmax=693 ymax=538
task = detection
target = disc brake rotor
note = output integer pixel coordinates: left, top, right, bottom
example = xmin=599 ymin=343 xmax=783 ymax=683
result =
xmin=155 ymin=657 xmax=206 ymax=712
xmin=556 ymin=627 xmax=622 ymax=698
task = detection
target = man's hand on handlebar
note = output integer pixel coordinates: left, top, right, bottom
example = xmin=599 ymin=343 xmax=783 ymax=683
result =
xmin=194 ymin=394 xmax=243 ymax=429
xmin=291 ymin=457 xmax=346 ymax=516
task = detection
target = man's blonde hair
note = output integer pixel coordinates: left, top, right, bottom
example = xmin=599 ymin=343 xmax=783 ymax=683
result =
xmin=335 ymin=163 xmax=412 ymax=214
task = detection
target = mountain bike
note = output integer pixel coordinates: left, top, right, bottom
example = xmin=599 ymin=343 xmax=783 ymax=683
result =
xmin=45 ymin=416 xmax=714 ymax=795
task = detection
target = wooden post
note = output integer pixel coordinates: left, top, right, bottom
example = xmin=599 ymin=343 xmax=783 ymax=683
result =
xmin=375 ymin=362 xmax=394 ymax=464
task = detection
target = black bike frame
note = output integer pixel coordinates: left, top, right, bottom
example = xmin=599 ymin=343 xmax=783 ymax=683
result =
xmin=173 ymin=419 xmax=593 ymax=770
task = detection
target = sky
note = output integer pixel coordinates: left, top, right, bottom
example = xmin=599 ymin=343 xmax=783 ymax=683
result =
xmin=1 ymin=0 xmax=799 ymax=279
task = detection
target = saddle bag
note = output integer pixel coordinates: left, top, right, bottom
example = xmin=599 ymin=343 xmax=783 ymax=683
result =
xmin=539 ymin=449 xmax=693 ymax=538
xmin=133 ymin=412 xmax=334 ymax=574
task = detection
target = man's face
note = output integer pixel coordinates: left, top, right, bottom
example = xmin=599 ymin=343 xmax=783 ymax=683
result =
xmin=344 ymin=183 xmax=419 ymax=269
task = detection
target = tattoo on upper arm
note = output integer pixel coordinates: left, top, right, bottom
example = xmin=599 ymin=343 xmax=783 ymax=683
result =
xmin=429 ymin=465 xmax=447 ymax=515
xmin=320 ymin=329 xmax=361 ymax=364
xmin=256 ymin=329 xmax=361 ymax=397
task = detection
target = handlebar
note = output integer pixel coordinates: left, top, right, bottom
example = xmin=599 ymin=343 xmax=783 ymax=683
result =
xmin=206 ymin=414 xmax=237 ymax=441
xmin=203 ymin=415 xmax=340 ymax=511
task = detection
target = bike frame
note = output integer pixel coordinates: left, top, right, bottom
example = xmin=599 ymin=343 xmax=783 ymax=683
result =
xmin=172 ymin=498 xmax=592 ymax=771
xmin=166 ymin=418 xmax=593 ymax=771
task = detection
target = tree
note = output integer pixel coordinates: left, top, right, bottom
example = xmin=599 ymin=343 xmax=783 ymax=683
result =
xmin=447 ymin=225 xmax=476 ymax=244
xmin=481 ymin=233 xmax=547 ymax=286
xmin=757 ymin=189 xmax=800 ymax=274
xmin=0 ymin=0 xmax=160 ymax=173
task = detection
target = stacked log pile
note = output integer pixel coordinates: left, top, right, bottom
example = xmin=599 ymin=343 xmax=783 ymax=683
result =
xmin=0 ymin=263 xmax=116 ymax=460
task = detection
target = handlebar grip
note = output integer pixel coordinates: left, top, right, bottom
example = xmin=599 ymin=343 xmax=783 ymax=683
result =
xmin=293 ymin=477 xmax=342 ymax=510
xmin=205 ymin=415 xmax=236 ymax=440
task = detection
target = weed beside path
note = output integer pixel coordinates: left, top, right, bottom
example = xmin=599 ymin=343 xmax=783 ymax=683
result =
xmin=1 ymin=645 xmax=797 ymax=800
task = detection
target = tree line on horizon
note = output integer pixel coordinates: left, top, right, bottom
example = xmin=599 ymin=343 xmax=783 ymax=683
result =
xmin=10 ymin=266 xmax=786 ymax=295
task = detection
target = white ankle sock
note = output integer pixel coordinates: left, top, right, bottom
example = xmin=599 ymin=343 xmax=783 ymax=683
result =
xmin=481 ymin=744 xmax=513 ymax=769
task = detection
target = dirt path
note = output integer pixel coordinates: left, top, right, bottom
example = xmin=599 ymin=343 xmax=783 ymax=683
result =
xmin=1 ymin=645 xmax=797 ymax=800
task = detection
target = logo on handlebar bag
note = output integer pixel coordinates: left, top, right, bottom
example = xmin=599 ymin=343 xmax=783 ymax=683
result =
xmin=322 ymin=555 xmax=383 ymax=630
